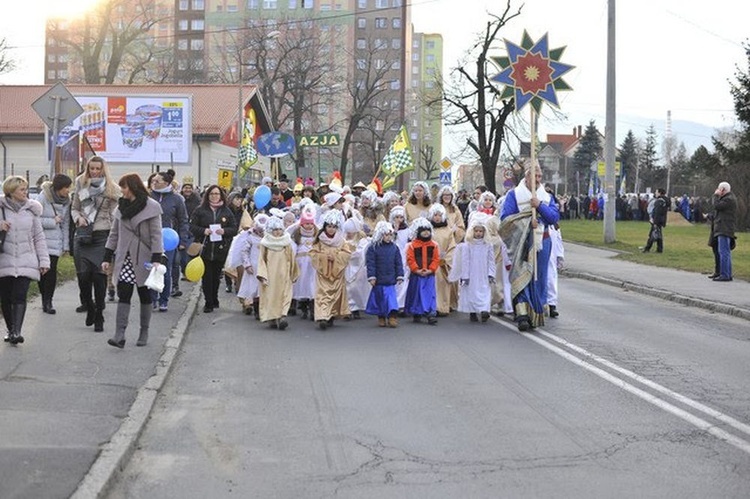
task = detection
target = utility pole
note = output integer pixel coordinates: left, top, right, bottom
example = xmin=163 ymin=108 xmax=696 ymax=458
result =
xmin=665 ymin=110 xmax=673 ymax=196
xmin=603 ymin=0 xmax=617 ymax=243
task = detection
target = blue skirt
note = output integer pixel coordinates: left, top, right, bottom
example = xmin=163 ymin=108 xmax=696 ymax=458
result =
xmin=365 ymin=284 xmax=399 ymax=317
xmin=404 ymin=274 xmax=436 ymax=316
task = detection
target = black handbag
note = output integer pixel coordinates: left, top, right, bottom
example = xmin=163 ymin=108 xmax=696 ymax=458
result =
xmin=75 ymin=203 xmax=100 ymax=246
xmin=0 ymin=207 xmax=6 ymax=253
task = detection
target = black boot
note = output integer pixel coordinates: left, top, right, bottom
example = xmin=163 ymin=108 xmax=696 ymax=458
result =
xmin=2 ymin=301 xmax=13 ymax=343
xmin=299 ymin=300 xmax=309 ymax=320
xmin=94 ymin=307 xmax=105 ymax=332
xmin=42 ymin=295 xmax=56 ymax=314
xmin=288 ymin=299 xmax=297 ymax=316
xmin=253 ymin=298 xmax=260 ymax=321
xmin=309 ymin=300 xmax=315 ymax=321
xmin=549 ymin=305 xmax=559 ymax=318
xmin=10 ymin=303 xmax=27 ymax=344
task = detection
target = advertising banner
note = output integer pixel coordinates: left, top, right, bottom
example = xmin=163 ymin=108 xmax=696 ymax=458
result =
xmin=65 ymin=94 xmax=192 ymax=164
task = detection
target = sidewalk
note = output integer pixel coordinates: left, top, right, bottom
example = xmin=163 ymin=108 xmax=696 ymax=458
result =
xmin=0 ymin=277 xmax=201 ymax=499
xmin=562 ymin=242 xmax=750 ymax=321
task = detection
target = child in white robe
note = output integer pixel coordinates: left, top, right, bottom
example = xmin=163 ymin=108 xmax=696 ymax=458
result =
xmin=237 ymin=214 xmax=267 ymax=319
xmin=290 ymin=207 xmax=318 ymax=320
xmin=547 ymin=223 xmax=565 ymax=318
xmin=390 ymin=206 xmax=410 ymax=312
xmin=344 ymin=217 xmax=370 ymax=319
xmin=451 ymin=213 xmax=496 ymax=322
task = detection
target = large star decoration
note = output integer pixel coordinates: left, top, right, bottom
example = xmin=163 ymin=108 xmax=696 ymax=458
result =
xmin=490 ymin=31 xmax=575 ymax=113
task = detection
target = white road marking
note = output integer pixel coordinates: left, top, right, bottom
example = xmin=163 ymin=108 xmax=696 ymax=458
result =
xmin=491 ymin=317 xmax=750 ymax=456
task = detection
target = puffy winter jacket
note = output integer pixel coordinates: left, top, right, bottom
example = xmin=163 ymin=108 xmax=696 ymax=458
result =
xmin=0 ymin=196 xmax=51 ymax=280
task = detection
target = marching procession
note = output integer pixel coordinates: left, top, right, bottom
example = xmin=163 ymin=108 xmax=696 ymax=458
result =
xmin=0 ymin=152 xmax=565 ymax=347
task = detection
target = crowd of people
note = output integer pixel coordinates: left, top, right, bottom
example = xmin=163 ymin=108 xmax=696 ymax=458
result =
xmin=552 ymin=191 xmax=713 ymax=223
xmin=1 ymin=156 xmax=738 ymax=347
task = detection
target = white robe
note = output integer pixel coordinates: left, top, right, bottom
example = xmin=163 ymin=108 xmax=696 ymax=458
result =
xmin=452 ymin=240 xmax=496 ymax=314
xmin=237 ymin=232 xmax=263 ymax=301
xmin=293 ymin=232 xmax=317 ymax=301
xmin=346 ymin=237 xmax=371 ymax=311
xmin=394 ymin=227 xmax=410 ymax=308
xmin=547 ymin=225 xmax=565 ymax=307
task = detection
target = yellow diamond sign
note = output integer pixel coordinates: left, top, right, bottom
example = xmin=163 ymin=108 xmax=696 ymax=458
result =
xmin=440 ymin=156 xmax=453 ymax=171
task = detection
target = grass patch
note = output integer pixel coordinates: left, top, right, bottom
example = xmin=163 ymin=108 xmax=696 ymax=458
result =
xmin=559 ymin=219 xmax=749 ymax=281
xmin=27 ymin=254 xmax=78 ymax=299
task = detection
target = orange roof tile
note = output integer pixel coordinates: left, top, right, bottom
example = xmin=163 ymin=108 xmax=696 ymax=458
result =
xmin=0 ymin=84 xmax=268 ymax=136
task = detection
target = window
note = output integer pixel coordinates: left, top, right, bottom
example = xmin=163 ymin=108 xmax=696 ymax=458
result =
xmin=375 ymin=59 xmax=385 ymax=69
xmin=375 ymin=0 xmax=388 ymax=7
xmin=425 ymin=81 xmax=434 ymax=89
xmin=178 ymin=39 xmax=189 ymax=50
xmin=426 ymin=41 xmax=435 ymax=49
xmin=413 ymin=39 xmax=419 ymax=48
xmin=303 ymin=0 xmax=313 ymax=7
xmin=191 ymin=39 xmax=204 ymax=50
xmin=374 ymin=38 xmax=386 ymax=49
xmin=192 ymin=0 xmax=205 ymax=9
xmin=321 ymin=4 xmax=331 ymax=11
xmin=288 ymin=0 xmax=296 ymax=7
xmin=426 ymin=67 xmax=435 ymax=75
xmin=178 ymin=20 xmax=189 ymax=31
xmin=178 ymin=0 xmax=188 ymax=10
xmin=357 ymin=18 xmax=366 ymax=29
xmin=412 ymin=66 xmax=419 ymax=74
xmin=358 ymin=0 xmax=367 ymax=7
xmin=411 ymin=80 xmax=418 ymax=88
xmin=390 ymin=80 xmax=400 ymax=90
xmin=356 ymin=59 xmax=366 ymax=69
xmin=263 ymin=0 xmax=278 ymax=8
xmin=392 ymin=0 xmax=402 ymax=6
xmin=376 ymin=120 xmax=384 ymax=131
xmin=391 ymin=99 xmax=400 ymax=109
xmin=412 ymin=53 xmax=419 ymax=61
xmin=375 ymin=18 xmax=387 ymax=28
xmin=58 ymin=69 xmax=67 ymax=79
xmin=191 ymin=19 xmax=204 ymax=30
xmin=194 ymin=59 xmax=204 ymax=70
xmin=391 ymin=38 xmax=401 ymax=49
xmin=357 ymin=38 xmax=366 ymax=49
xmin=47 ymin=70 xmax=56 ymax=80
xmin=247 ymin=0 xmax=259 ymax=8
xmin=178 ymin=59 xmax=188 ymax=70
xmin=391 ymin=60 xmax=400 ymax=70
xmin=216 ymin=4 xmax=223 ymax=11
xmin=426 ymin=54 xmax=435 ymax=63
xmin=392 ymin=18 xmax=401 ymax=28
xmin=227 ymin=4 xmax=239 ymax=12
xmin=47 ymin=54 xmax=55 ymax=63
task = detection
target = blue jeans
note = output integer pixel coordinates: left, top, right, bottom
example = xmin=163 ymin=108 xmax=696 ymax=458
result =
xmin=151 ymin=249 xmax=176 ymax=307
xmin=717 ymin=235 xmax=732 ymax=279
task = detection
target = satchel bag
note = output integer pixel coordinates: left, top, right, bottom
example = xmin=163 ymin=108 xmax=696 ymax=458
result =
xmin=186 ymin=236 xmax=206 ymax=257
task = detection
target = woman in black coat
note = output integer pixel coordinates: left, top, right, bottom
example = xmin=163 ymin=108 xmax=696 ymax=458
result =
xmin=189 ymin=185 xmax=237 ymax=312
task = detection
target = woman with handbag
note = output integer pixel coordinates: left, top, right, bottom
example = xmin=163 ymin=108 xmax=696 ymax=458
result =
xmin=102 ymin=173 xmax=164 ymax=348
xmin=189 ymin=185 xmax=237 ymax=313
xmin=35 ymin=173 xmax=73 ymax=314
xmin=70 ymin=156 xmax=120 ymax=332
xmin=1 ymin=176 xmax=50 ymax=345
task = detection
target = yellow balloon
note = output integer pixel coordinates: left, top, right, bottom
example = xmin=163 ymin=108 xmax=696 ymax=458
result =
xmin=185 ymin=256 xmax=205 ymax=282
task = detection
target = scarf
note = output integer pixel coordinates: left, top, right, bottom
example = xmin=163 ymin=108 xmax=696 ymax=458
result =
xmin=153 ymin=185 xmax=173 ymax=194
xmin=79 ymin=177 xmax=107 ymax=223
xmin=52 ymin=189 xmax=70 ymax=206
xmin=514 ymin=178 xmax=551 ymax=213
xmin=318 ymin=229 xmax=345 ymax=248
xmin=261 ymin=232 xmax=293 ymax=251
xmin=431 ymin=220 xmax=448 ymax=229
xmin=4 ymin=198 xmax=25 ymax=213
xmin=118 ymin=194 xmax=148 ymax=220
xmin=209 ymin=199 xmax=224 ymax=210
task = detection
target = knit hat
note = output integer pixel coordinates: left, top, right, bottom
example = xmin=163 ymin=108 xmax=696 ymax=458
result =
xmin=304 ymin=177 xmax=316 ymax=187
xmin=322 ymin=209 xmax=343 ymax=228
xmin=261 ymin=176 xmax=273 ymax=185
xmin=300 ymin=206 xmax=316 ymax=225
xmin=294 ymin=177 xmax=304 ymax=192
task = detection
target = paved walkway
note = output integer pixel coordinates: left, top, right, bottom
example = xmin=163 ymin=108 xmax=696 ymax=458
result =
xmin=1 ymin=244 xmax=748 ymax=498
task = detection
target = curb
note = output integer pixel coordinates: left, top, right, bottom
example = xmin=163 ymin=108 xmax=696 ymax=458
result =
xmin=70 ymin=284 xmax=202 ymax=499
xmin=561 ymin=269 xmax=750 ymax=322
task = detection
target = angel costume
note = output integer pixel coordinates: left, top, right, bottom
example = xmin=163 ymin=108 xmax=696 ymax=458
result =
xmin=256 ymin=218 xmax=300 ymax=325
xmin=310 ymin=214 xmax=352 ymax=324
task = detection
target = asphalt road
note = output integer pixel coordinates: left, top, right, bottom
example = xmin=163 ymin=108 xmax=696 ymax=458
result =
xmin=108 ymin=278 xmax=750 ymax=498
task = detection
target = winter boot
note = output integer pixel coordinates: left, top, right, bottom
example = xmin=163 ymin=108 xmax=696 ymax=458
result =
xmin=299 ymin=300 xmax=309 ymax=320
xmin=42 ymin=295 xmax=56 ymax=314
xmin=277 ymin=317 xmax=289 ymax=330
xmin=94 ymin=307 xmax=105 ymax=332
xmin=480 ymin=311 xmax=490 ymax=323
xmin=377 ymin=316 xmax=386 ymax=327
xmin=469 ymin=313 xmax=478 ymax=322
xmin=10 ymin=303 xmax=27 ymax=344
xmin=108 ymin=302 xmax=129 ymax=349
xmin=137 ymin=303 xmax=151 ymax=346
xmin=3 ymin=301 xmax=13 ymax=342
xmin=253 ymin=298 xmax=260 ymax=321
xmin=288 ymin=299 xmax=297 ymax=316
xmin=85 ymin=299 xmax=96 ymax=327
xmin=549 ymin=305 xmax=559 ymax=318
xmin=387 ymin=314 xmax=399 ymax=328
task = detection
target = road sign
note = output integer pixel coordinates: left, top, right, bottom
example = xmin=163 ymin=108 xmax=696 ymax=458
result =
xmin=439 ymin=171 xmax=451 ymax=185
xmin=298 ymin=133 xmax=340 ymax=147
xmin=31 ymin=82 xmax=84 ymax=133
xmin=218 ymin=168 xmax=234 ymax=190
xmin=597 ymin=161 xmax=621 ymax=177
xmin=439 ymin=156 xmax=453 ymax=171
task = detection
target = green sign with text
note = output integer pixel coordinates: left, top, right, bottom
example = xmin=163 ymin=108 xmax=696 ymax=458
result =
xmin=298 ymin=133 xmax=340 ymax=147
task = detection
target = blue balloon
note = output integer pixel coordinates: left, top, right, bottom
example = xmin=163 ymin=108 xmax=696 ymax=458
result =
xmin=162 ymin=227 xmax=179 ymax=252
xmin=254 ymin=185 xmax=271 ymax=210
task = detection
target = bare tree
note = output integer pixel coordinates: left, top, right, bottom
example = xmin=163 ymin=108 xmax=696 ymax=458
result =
xmin=437 ymin=1 xmax=522 ymax=193
xmin=419 ymin=144 xmax=439 ymax=181
xmin=0 ymin=37 xmax=16 ymax=76
xmin=48 ymin=0 xmax=167 ymax=84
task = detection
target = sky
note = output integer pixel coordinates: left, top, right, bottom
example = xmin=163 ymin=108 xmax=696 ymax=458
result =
xmin=1 ymin=0 xmax=748 ymax=158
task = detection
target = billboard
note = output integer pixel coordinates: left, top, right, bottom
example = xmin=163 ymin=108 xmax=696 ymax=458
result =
xmin=65 ymin=94 xmax=192 ymax=164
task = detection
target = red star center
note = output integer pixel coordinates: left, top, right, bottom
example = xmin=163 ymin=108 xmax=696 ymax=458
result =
xmin=509 ymin=51 xmax=554 ymax=95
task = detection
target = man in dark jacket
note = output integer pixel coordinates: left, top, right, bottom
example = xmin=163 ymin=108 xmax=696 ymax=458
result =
xmin=711 ymin=181 xmax=737 ymax=281
xmin=642 ymin=188 xmax=668 ymax=253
